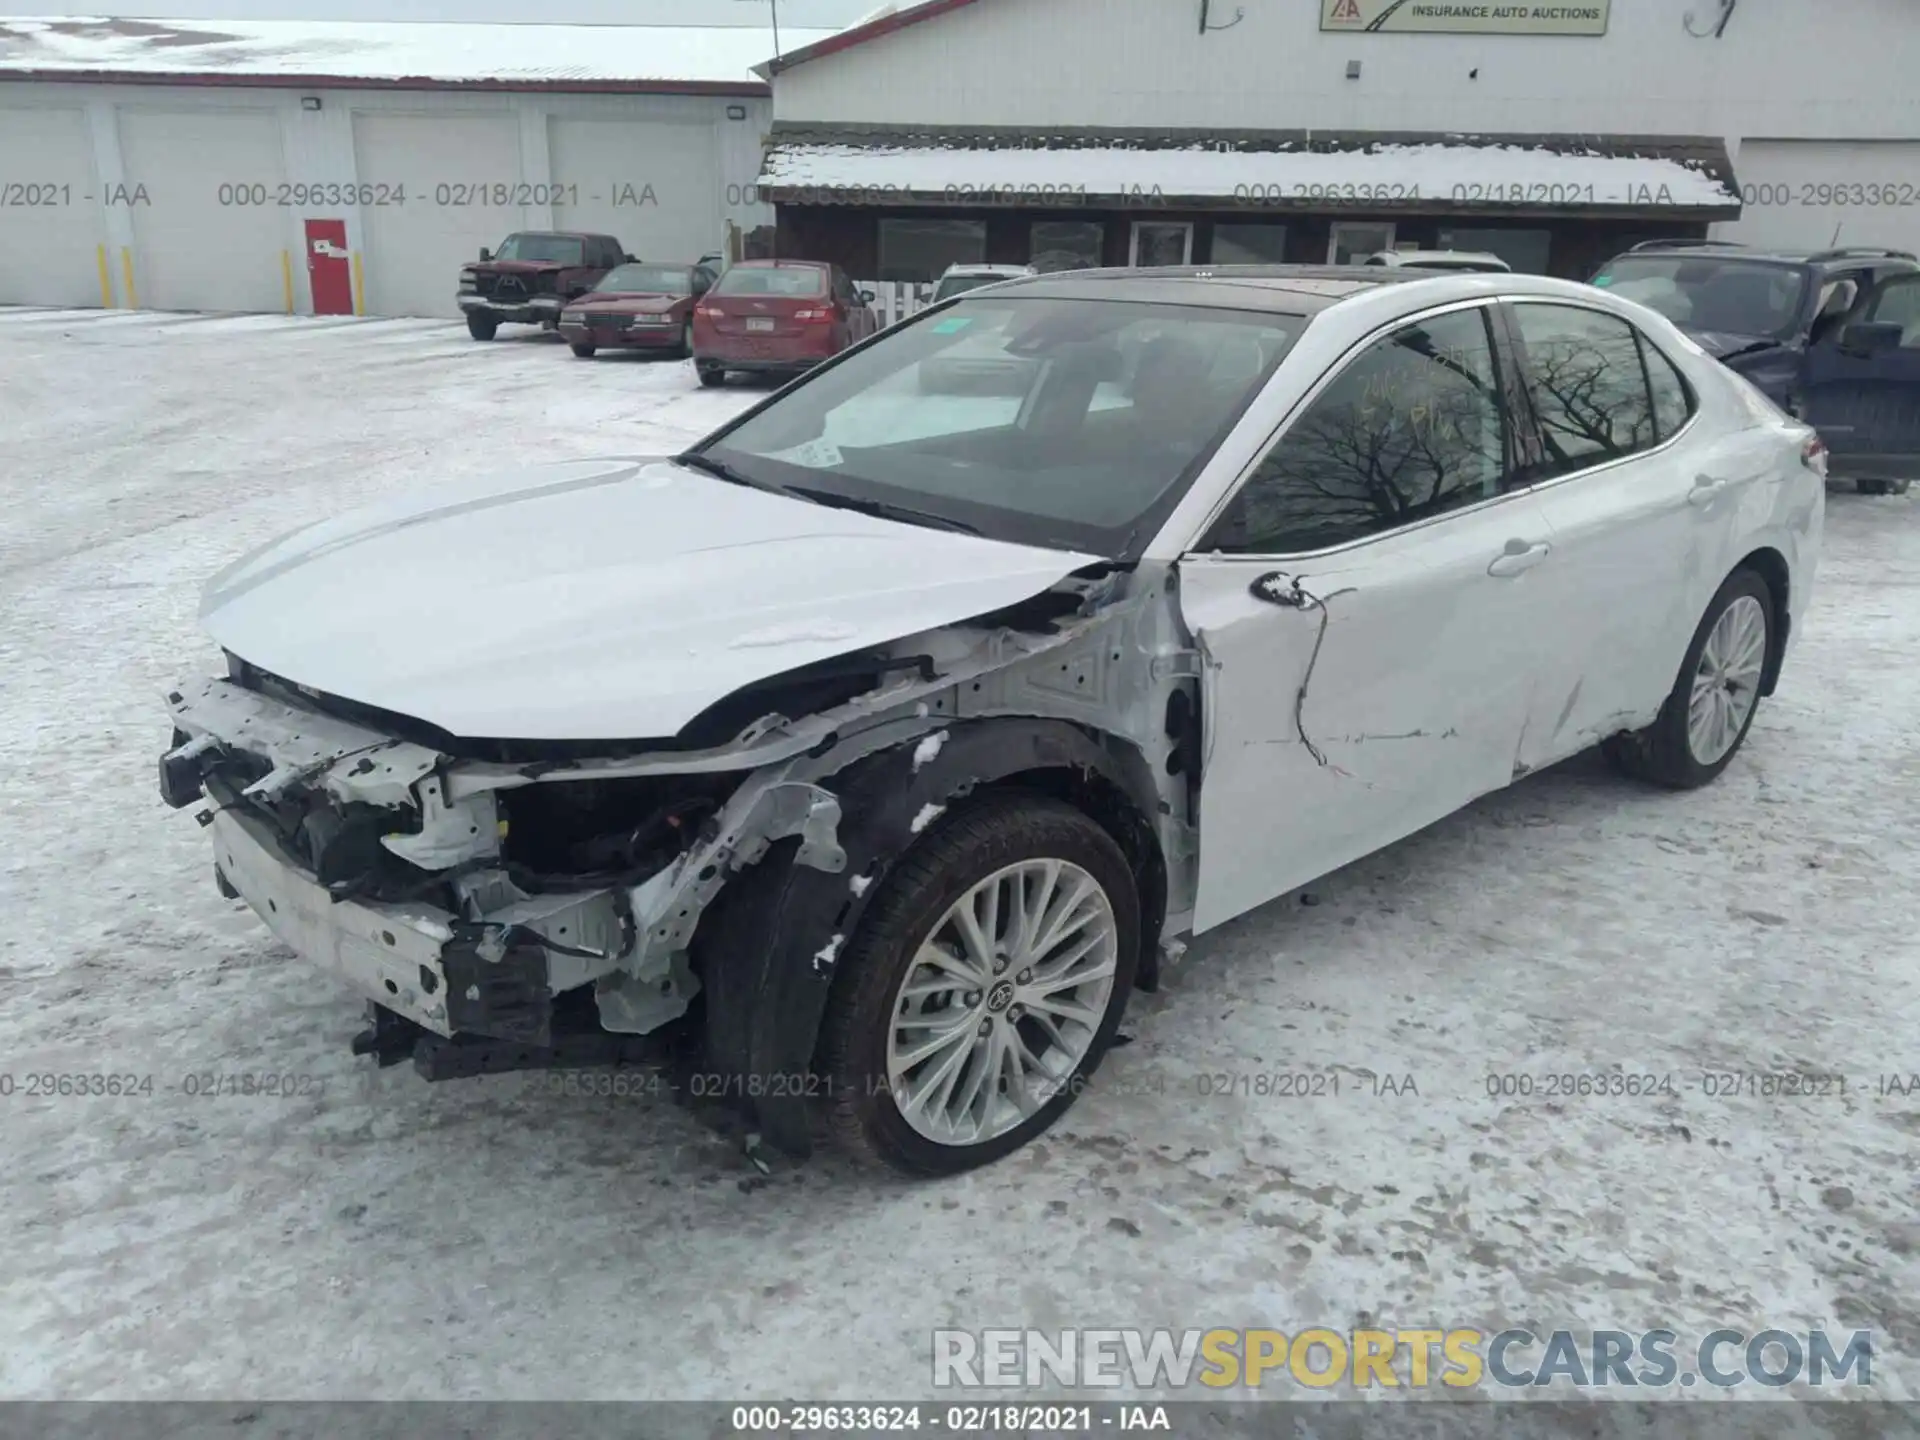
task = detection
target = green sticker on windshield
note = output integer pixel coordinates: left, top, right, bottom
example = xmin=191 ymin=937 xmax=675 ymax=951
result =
xmin=1592 ymin=275 xmax=1614 ymax=286
xmin=931 ymin=316 xmax=973 ymax=333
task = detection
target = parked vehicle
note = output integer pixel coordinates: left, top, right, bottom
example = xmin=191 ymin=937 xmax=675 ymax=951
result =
xmin=1364 ymin=249 xmax=1511 ymax=273
xmin=933 ymin=263 xmax=1040 ymax=302
xmin=690 ymin=259 xmax=879 ymax=387
xmin=1591 ymin=240 xmax=1920 ymax=493
xmin=159 ymin=266 xmax=1822 ymax=1176
xmin=556 ymin=260 xmax=721 ymax=360
xmin=459 ymin=232 xmax=629 ymax=342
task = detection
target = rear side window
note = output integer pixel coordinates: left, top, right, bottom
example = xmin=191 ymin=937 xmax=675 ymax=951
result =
xmin=1640 ymin=337 xmax=1695 ymax=442
xmin=1509 ymin=304 xmax=1657 ymax=480
xmin=1205 ymin=306 xmax=1510 ymax=554
xmin=714 ymin=266 xmax=827 ymax=298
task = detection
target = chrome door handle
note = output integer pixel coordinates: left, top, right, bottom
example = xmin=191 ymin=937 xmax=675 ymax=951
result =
xmin=1689 ymin=474 xmax=1729 ymax=506
xmin=1487 ymin=540 xmax=1550 ymax=577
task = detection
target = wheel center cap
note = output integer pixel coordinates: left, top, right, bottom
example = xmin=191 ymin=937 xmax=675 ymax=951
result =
xmin=985 ymin=979 xmax=1015 ymax=1013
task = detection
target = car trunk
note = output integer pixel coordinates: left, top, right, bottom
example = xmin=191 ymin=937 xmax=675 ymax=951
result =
xmin=700 ymin=272 xmax=835 ymax=360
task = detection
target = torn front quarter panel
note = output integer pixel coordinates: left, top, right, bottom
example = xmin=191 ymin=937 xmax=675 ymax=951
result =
xmin=695 ymin=716 xmax=1168 ymax=1159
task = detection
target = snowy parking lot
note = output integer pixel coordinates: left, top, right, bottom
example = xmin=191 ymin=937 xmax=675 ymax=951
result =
xmin=1 ymin=307 xmax=1917 ymax=1406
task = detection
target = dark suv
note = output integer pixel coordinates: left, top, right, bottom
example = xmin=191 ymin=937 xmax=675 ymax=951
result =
xmin=1591 ymin=241 xmax=1920 ymax=494
xmin=458 ymin=232 xmax=629 ymax=342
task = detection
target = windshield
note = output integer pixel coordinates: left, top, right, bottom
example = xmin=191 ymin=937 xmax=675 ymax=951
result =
xmin=492 ymin=234 xmax=585 ymax=265
xmin=934 ymin=273 xmax=1015 ymax=302
xmin=713 ymin=265 xmax=827 ymax=297
xmin=596 ymin=264 xmax=691 ymax=295
xmin=1591 ymin=256 xmax=1810 ymax=339
xmin=694 ymin=295 xmax=1302 ymax=558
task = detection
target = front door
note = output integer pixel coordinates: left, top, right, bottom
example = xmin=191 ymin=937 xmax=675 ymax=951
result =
xmin=304 ymin=219 xmax=354 ymax=315
xmin=1130 ymin=222 xmax=1193 ymax=267
xmin=1177 ymin=303 xmax=1552 ymax=931
xmin=1328 ymin=222 xmax=1395 ymax=265
xmin=1801 ymin=273 xmax=1920 ymax=481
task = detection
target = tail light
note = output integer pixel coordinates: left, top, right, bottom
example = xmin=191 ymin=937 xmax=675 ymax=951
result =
xmin=792 ymin=307 xmax=837 ymax=323
xmin=697 ymin=304 xmax=723 ymax=318
xmin=1800 ymin=435 xmax=1828 ymax=477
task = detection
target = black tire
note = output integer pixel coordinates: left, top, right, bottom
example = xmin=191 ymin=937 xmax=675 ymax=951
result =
xmin=465 ymin=312 xmax=497 ymax=341
xmin=818 ymin=794 xmax=1140 ymax=1177
xmin=1601 ymin=568 xmax=1774 ymax=790
xmin=569 ymin=342 xmax=596 ymax=359
xmin=678 ymin=319 xmax=695 ymax=359
xmin=1858 ymin=479 xmax=1893 ymax=496
xmin=696 ymin=363 xmax=725 ymax=387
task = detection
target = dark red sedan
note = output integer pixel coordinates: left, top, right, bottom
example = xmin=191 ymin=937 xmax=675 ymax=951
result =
xmin=691 ymin=260 xmax=880 ymax=387
xmin=556 ymin=260 xmax=720 ymax=360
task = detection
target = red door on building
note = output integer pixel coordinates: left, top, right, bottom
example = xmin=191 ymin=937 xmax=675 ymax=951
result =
xmin=304 ymin=219 xmax=353 ymax=315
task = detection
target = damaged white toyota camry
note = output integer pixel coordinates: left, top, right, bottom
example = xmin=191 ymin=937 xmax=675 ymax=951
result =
xmin=160 ymin=265 xmax=1823 ymax=1174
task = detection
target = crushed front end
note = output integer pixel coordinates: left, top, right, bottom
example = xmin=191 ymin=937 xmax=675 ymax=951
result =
xmin=158 ymin=661 xmax=837 ymax=1080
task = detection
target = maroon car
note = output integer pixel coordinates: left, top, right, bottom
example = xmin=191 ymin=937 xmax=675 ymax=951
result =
xmin=690 ymin=259 xmax=879 ymax=387
xmin=555 ymin=260 xmax=720 ymax=360
xmin=458 ymin=232 xmax=628 ymax=341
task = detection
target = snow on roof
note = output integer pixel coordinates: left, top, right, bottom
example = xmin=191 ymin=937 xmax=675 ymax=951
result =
xmin=760 ymin=133 xmax=1740 ymax=212
xmin=0 ymin=15 xmax=842 ymax=90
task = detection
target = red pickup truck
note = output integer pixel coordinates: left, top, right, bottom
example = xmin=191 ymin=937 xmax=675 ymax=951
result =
xmin=457 ymin=231 xmax=630 ymax=341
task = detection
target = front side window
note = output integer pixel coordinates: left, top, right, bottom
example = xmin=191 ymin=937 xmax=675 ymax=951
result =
xmin=1589 ymin=256 xmax=1810 ymax=340
xmin=492 ymin=234 xmax=584 ymax=266
xmin=598 ymin=264 xmax=693 ymax=295
xmin=712 ymin=265 xmax=827 ymax=297
xmin=696 ymin=297 xmax=1303 ymax=558
xmin=1864 ymin=275 xmax=1920 ymax=337
xmin=1510 ymin=304 xmax=1657 ymax=479
xmin=1205 ymin=307 xmax=1508 ymax=555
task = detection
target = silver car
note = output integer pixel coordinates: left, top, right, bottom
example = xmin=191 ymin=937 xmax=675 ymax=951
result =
xmin=160 ymin=265 xmax=1823 ymax=1175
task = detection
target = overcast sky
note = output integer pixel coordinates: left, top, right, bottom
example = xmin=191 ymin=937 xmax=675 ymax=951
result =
xmin=0 ymin=0 xmax=872 ymax=24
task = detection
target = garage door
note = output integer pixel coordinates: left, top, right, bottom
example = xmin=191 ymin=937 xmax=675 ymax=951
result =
xmin=0 ymin=106 xmax=107 ymax=308
xmin=353 ymin=112 xmax=521 ymax=318
xmin=119 ymin=108 xmax=289 ymax=313
xmin=1718 ymin=141 xmax=1920 ymax=257
xmin=548 ymin=120 xmax=721 ymax=265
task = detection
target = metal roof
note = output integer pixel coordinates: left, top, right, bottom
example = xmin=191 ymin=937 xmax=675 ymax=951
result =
xmin=0 ymin=16 xmax=842 ymax=94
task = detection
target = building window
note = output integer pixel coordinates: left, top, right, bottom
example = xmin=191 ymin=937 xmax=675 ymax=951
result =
xmin=1436 ymin=227 xmax=1552 ymax=274
xmin=1030 ymin=221 xmax=1103 ymax=273
xmin=877 ymin=218 xmax=986 ymax=282
xmin=1212 ymin=223 xmax=1289 ymax=265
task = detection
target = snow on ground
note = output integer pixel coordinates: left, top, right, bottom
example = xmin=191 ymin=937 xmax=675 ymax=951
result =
xmin=1 ymin=306 xmax=1917 ymax=1405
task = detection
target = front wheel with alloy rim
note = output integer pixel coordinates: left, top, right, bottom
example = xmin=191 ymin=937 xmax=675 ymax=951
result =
xmin=1602 ymin=568 xmax=1774 ymax=789
xmin=818 ymin=795 xmax=1140 ymax=1176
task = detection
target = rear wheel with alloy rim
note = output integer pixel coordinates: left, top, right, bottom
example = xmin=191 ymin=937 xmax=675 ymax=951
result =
xmin=1602 ymin=568 xmax=1774 ymax=789
xmin=819 ymin=795 xmax=1139 ymax=1175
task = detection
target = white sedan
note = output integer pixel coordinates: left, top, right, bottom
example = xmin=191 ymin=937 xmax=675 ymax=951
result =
xmin=159 ymin=265 xmax=1825 ymax=1176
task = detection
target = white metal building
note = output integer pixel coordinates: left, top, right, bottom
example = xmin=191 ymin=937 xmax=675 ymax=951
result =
xmin=0 ymin=16 xmax=837 ymax=316
xmin=755 ymin=0 xmax=1920 ymax=281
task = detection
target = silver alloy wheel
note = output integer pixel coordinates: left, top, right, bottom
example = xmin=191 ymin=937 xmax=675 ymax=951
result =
xmin=884 ymin=858 xmax=1119 ymax=1147
xmin=1687 ymin=594 xmax=1768 ymax=766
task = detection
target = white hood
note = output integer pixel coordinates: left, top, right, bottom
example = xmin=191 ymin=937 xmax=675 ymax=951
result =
xmin=201 ymin=457 xmax=1097 ymax=741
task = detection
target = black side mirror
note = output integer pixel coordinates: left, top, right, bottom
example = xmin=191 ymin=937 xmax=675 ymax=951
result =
xmin=1839 ymin=322 xmax=1903 ymax=355
xmin=860 ymin=289 xmax=876 ymax=303
xmin=625 ymin=254 xmax=638 ymax=263
xmin=478 ymin=247 xmax=491 ymax=262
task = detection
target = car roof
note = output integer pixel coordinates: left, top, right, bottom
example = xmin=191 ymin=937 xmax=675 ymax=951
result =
xmin=504 ymin=231 xmax=616 ymax=241
xmin=1607 ymin=243 xmax=1919 ymax=269
xmin=982 ymin=264 xmax=1477 ymax=314
xmin=1383 ymin=250 xmax=1507 ymax=263
xmin=731 ymin=258 xmax=831 ymax=269
xmin=944 ymin=263 xmax=1033 ymax=274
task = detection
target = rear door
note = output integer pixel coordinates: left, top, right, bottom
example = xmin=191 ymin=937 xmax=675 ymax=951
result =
xmin=1497 ymin=300 xmax=1756 ymax=769
xmin=1178 ymin=302 xmax=1558 ymax=931
xmin=1801 ymin=273 xmax=1920 ymax=480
